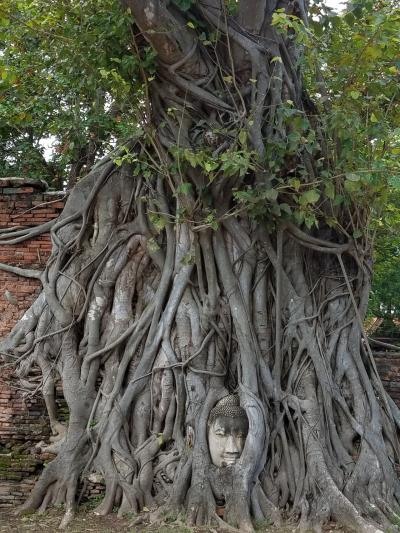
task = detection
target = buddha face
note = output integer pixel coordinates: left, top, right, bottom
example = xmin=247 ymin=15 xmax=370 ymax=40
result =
xmin=208 ymin=414 xmax=249 ymax=467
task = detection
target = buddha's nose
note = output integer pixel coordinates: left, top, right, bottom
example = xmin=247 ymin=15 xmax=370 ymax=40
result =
xmin=225 ymin=435 xmax=240 ymax=455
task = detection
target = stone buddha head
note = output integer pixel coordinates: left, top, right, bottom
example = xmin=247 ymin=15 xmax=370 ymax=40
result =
xmin=207 ymin=394 xmax=249 ymax=467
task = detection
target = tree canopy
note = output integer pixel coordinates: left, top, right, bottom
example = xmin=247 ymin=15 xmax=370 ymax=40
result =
xmin=1 ymin=1 xmax=399 ymax=190
xmin=0 ymin=0 xmax=144 ymax=187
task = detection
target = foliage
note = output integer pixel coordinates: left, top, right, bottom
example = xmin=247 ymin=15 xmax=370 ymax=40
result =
xmin=0 ymin=0 xmax=147 ymax=187
xmin=1 ymin=0 xmax=399 ymax=314
xmin=307 ymin=1 xmax=400 ymax=317
xmin=369 ymin=195 xmax=400 ymax=318
xmin=185 ymin=1 xmax=400 ymax=236
xmin=298 ymin=1 xmax=400 ymax=315
xmin=312 ymin=0 xmax=400 ymax=185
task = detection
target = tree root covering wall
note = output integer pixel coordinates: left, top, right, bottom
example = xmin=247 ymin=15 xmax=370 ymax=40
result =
xmin=0 ymin=179 xmax=64 ymax=507
xmin=1 ymin=179 xmax=400 ymax=521
xmin=0 ymin=368 xmax=104 ymax=508
xmin=0 ymin=178 xmax=64 ymax=337
xmin=2 ymin=2 xmax=400 ymax=530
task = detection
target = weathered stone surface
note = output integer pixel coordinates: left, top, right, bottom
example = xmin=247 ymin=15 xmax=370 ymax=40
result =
xmin=0 ymin=177 xmax=48 ymax=192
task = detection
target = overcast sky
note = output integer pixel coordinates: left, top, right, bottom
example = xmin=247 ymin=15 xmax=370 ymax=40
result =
xmin=323 ymin=0 xmax=345 ymax=11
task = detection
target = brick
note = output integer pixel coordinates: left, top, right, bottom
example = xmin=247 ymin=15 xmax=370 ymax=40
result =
xmin=0 ymin=185 xmax=65 ymax=507
xmin=2 ymin=188 xmax=30 ymax=194
xmin=0 ymin=187 xmax=64 ymax=347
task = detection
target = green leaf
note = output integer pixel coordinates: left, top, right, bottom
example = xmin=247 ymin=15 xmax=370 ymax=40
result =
xmin=177 ymin=182 xmax=193 ymax=195
xmin=349 ymin=90 xmax=361 ymax=100
xmin=238 ymin=130 xmax=247 ymax=146
xmin=325 ymin=216 xmax=337 ymax=228
xmin=333 ymin=195 xmax=344 ymax=206
xmin=388 ymin=176 xmax=400 ymax=190
xmin=364 ymin=45 xmax=382 ymax=60
xmin=149 ymin=213 xmax=167 ymax=232
xmin=204 ymin=161 xmax=217 ymax=172
xmin=370 ymin=113 xmax=379 ymax=123
xmin=345 ymin=172 xmax=360 ymax=182
xmin=344 ymin=179 xmax=361 ymax=193
xmin=287 ymin=131 xmax=301 ymax=148
xmin=205 ymin=213 xmax=219 ymax=231
xmin=279 ymin=203 xmax=292 ymax=214
xmin=264 ymin=188 xmax=278 ymax=201
xmin=290 ymin=178 xmax=301 ymax=191
xmin=305 ymin=215 xmax=317 ymax=229
xmin=294 ymin=210 xmax=304 ymax=224
xmin=182 ymin=149 xmax=199 ymax=167
xmin=299 ymin=189 xmax=320 ymax=206
xmin=324 ymin=181 xmax=335 ymax=200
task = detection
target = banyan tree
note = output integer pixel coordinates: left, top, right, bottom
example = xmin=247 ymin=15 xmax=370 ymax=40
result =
xmin=1 ymin=1 xmax=400 ymax=531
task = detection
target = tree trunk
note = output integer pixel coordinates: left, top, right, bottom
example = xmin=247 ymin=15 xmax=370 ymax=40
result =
xmin=1 ymin=1 xmax=400 ymax=531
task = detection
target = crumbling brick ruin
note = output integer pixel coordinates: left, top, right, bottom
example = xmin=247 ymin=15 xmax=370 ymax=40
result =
xmin=0 ymin=179 xmax=64 ymax=508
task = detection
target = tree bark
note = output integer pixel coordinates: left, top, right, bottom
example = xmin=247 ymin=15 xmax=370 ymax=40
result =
xmin=1 ymin=1 xmax=399 ymax=531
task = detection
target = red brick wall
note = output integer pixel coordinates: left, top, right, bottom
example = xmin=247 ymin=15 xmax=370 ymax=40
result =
xmin=0 ymin=366 xmax=50 ymax=508
xmin=0 ymin=179 xmax=65 ymax=507
xmin=0 ymin=179 xmax=64 ymax=338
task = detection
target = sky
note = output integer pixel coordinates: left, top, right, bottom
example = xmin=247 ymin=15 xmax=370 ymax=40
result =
xmin=323 ymin=0 xmax=345 ymax=11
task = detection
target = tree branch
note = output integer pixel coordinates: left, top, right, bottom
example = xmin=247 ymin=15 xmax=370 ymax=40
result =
xmin=0 ymin=262 xmax=43 ymax=280
xmin=124 ymin=0 xmax=203 ymax=74
xmin=237 ymin=0 xmax=267 ymax=35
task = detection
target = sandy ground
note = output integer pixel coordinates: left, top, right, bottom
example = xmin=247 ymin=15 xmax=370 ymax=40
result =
xmin=0 ymin=508 xmax=350 ymax=533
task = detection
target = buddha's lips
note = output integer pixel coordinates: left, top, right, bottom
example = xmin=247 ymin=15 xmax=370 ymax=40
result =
xmin=221 ymin=455 xmax=240 ymax=466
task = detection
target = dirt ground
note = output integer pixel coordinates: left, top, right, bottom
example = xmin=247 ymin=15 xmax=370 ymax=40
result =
xmin=0 ymin=507 xmax=352 ymax=533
